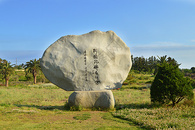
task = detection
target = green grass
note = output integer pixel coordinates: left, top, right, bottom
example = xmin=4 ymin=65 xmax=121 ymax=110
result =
xmin=0 ymin=72 xmax=194 ymax=129
xmin=73 ymin=113 xmax=91 ymax=120
xmin=0 ymin=84 xmax=143 ymax=130
xmin=113 ymin=105 xmax=195 ymax=129
xmin=123 ymin=72 xmax=154 ymax=90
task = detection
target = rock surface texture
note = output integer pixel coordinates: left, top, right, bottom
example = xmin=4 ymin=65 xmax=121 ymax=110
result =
xmin=68 ymin=90 xmax=115 ymax=109
xmin=40 ymin=30 xmax=132 ymax=91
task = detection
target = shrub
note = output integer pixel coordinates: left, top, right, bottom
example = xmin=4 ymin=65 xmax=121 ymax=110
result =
xmin=150 ymin=60 xmax=194 ymax=106
xmin=25 ymin=73 xmax=33 ymax=81
xmin=191 ymin=80 xmax=195 ymax=89
xmin=126 ymin=74 xmax=134 ymax=80
xmin=122 ymin=82 xmax=129 ymax=85
xmin=138 ymin=75 xmax=145 ymax=80
xmin=19 ymin=75 xmax=27 ymax=81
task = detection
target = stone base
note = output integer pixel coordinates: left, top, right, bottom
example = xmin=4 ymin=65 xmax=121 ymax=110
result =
xmin=68 ymin=90 xmax=115 ymax=109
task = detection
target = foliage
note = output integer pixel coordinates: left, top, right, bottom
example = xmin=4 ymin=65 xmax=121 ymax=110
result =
xmin=131 ymin=55 xmax=180 ymax=74
xmin=25 ymin=59 xmax=41 ymax=84
xmin=191 ymin=67 xmax=195 ymax=73
xmin=192 ymin=80 xmax=195 ymax=89
xmin=13 ymin=63 xmax=25 ymax=70
xmin=70 ymin=105 xmax=83 ymax=111
xmin=0 ymin=59 xmax=15 ymax=87
xmin=131 ymin=55 xmax=157 ymax=74
xmin=150 ymin=56 xmax=194 ymax=106
xmin=36 ymin=70 xmax=50 ymax=83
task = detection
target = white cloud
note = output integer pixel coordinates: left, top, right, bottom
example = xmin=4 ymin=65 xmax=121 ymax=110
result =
xmin=191 ymin=40 xmax=195 ymax=42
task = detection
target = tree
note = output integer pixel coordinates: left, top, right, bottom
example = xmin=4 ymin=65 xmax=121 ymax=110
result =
xmin=13 ymin=63 xmax=25 ymax=70
xmin=191 ymin=67 xmax=195 ymax=73
xmin=25 ymin=59 xmax=41 ymax=84
xmin=0 ymin=59 xmax=14 ymax=87
xmin=131 ymin=55 xmax=159 ymax=74
xmin=150 ymin=56 xmax=194 ymax=106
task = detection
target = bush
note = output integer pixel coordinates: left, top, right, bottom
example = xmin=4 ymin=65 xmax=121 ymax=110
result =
xmin=191 ymin=80 xmax=195 ymax=89
xmin=25 ymin=73 xmax=33 ymax=81
xmin=150 ymin=60 xmax=194 ymax=106
xmin=19 ymin=75 xmax=27 ymax=81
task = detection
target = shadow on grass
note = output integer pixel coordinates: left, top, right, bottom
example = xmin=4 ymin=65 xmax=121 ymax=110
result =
xmin=112 ymin=114 xmax=153 ymax=130
xmin=14 ymin=103 xmax=70 ymax=111
xmin=115 ymin=103 xmax=162 ymax=110
xmin=14 ymin=103 xmax=115 ymax=112
xmin=113 ymin=103 xmax=157 ymax=130
xmin=113 ymin=103 xmax=162 ymax=130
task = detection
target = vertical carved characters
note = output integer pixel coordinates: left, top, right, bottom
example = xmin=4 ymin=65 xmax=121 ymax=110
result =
xmin=83 ymin=50 xmax=88 ymax=81
xmin=83 ymin=49 xmax=101 ymax=85
xmin=92 ymin=49 xmax=101 ymax=85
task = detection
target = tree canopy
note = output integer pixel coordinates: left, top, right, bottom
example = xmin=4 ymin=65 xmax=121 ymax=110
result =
xmin=25 ymin=59 xmax=41 ymax=84
xmin=0 ymin=59 xmax=15 ymax=87
xmin=150 ymin=56 xmax=194 ymax=106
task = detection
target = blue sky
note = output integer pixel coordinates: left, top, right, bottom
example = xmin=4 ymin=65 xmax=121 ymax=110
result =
xmin=0 ymin=0 xmax=195 ymax=69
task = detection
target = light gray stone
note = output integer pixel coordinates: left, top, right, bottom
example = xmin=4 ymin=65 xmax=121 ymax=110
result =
xmin=68 ymin=90 xmax=115 ymax=109
xmin=40 ymin=30 xmax=132 ymax=91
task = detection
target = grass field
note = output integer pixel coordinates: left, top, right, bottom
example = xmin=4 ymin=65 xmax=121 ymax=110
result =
xmin=0 ymin=85 xmax=142 ymax=130
xmin=0 ymin=72 xmax=194 ymax=129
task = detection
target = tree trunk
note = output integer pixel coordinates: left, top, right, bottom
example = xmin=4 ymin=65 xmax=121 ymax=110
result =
xmin=33 ymin=70 xmax=37 ymax=84
xmin=176 ymin=97 xmax=184 ymax=104
xmin=171 ymin=99 xmax=176 ymax=107
xmin=34 ymin=76 xmax=36 ymax=84
xmin=5 ymin=79 xmax=9 ymax=87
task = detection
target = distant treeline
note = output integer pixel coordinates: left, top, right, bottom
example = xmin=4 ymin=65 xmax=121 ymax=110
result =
xmin=131 ymin=55 xmax=158 ymax=73
xmin=131 ymin=55 xmax=195 ymax=74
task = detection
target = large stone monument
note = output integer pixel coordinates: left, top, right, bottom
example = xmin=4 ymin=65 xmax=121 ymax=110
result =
xmin=40 ymin=30 xmax=132 ymax=109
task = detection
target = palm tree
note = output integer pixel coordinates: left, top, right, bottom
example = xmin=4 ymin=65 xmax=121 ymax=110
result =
xmin=25 ymin=59 xmax=41 ymax=84
xmin=0 ymin=59 xmax=14 ymax=87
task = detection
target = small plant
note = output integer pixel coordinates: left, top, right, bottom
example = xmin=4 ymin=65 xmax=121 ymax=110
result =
xmin=19 ymin=75 xmax=27 ymax=81
xmin=70 ymin=105 xmax=83 ymax=111
xmin=122 ymin=82 xmax=129 ymax=85
xmin=129 ymin=79 xmax=137 ymax=83
xmin=0 ymin=103 xmax=11 ymax=107
xmin=138 ymin=75 xmax=145 ymax=80
xmin=126 ymin=74 xmax=134 ymax=80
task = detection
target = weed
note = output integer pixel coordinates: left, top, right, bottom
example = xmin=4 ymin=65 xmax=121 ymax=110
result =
xmin=0 ymin=103 xmax=11 ymax=107
xmin=70 ymin=105 xmax=83 ymax=111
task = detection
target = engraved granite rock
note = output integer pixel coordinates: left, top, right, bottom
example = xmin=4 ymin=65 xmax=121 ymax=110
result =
xmin=40 ymin=30 xmax=132 ymax=91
